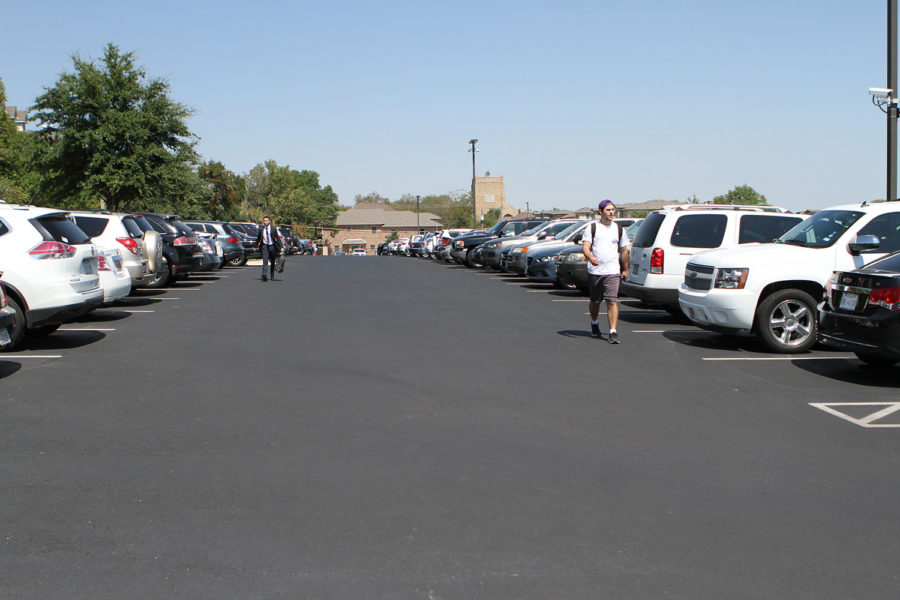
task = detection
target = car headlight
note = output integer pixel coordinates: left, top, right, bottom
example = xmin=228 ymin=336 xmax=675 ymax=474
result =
xmin=714 ymin=268 xmax=749 ymax=289
xmin=515 ymin=247 xmax=528 ymax=254
xmin=537 ymin=254 xmax=559 ymax=262
xmin=566 ymin=253 xmax=586 ymax=263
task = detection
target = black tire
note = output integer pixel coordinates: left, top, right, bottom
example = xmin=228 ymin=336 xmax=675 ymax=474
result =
xmin=228 ymin=254 xmax=247 ymax=267
xmin=465 ymin=250 xmax=480 ymax=268
xmin=1 ymin=296 xmax=25 ymax=351
xmin=144 ymin=256 xmax=172 ymax=288
xmin=29 ymin=323 xmax=60 ymax=336
xmin=854 ymin=352 xmax=899 ymax=368
xmin=755 ymin=288 xmax=818 ymax=353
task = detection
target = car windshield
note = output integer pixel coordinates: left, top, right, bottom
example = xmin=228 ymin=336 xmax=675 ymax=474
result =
xmin=776 ymin=210 xmax=864 ymax=248
xmin=555 ymin=222 xmax=586 ymax=240
xmin=485 ymin=221 xmax=507 ymax=236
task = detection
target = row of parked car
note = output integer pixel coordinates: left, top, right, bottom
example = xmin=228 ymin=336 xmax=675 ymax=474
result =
xmin=0 ymin=202 xmax=308 ymax=352
xmin=383 ymin=202 xmax=900 ymax=367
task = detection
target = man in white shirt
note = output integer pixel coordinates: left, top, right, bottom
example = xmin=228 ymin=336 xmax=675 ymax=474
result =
xmin=581 ymin=199 xmax=630 ymax=343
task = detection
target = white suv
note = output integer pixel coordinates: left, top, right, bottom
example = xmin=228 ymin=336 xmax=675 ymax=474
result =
xmin=0 ymin=204 xmax=104 ymax=349
xmin=623 ymin=204 xmax=803 ymax=312
xmin=70 ymin=211 xmax=154 ymax=289
xmin=678 ymin=201 xmax=900 ymax=353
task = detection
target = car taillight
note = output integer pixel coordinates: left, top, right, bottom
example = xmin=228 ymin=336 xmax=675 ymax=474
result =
xmin=650 ymin=247 xmax=664 ymax=274
xmin=116 ymin=236 xmax=139 ymax=254
xmin=97 ymin=252 xmax=110 ymax=271
xmin=173 ymin=236 xmax=194 ymax=246
xmin=226 ymin=237 xmax=239 ymax=243
xmin=443 ymin=239 xmax=449 ymax=245
xmin=29 ymin=241 xmax=76 ymax=259
xmin=868 ymin=286 xmax=900 ymax=311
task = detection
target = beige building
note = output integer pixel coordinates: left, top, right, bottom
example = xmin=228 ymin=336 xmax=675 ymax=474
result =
xmin=3 ymin=105 xmax=27 ymax=132
xmin=472 ymin=175 xmax=517 ymax=224
xmin=327 ymin=203 xmax=442 ymax=254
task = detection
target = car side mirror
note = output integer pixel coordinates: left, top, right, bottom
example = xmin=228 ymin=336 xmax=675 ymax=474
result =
xmin=848 ymin=234 xmax=880 ymax=255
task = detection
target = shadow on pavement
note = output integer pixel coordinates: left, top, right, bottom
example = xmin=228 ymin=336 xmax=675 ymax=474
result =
xmin=0 ymin=361 xmax=22 ymax=378
xmin=186 ymin=275 xmax=221 ymax=281
xmin=128 ymin=289 xmax=166 ymax=297
xmin=71 ymin=310 xmax=133 ymax=323
xmin=557 ymin=329 xmax=596 ymax=339
xmin=111 ymin=297 xmax=161 ymax=307
xmin=662 ymin=330 xmax=756 ymax=352
xmin=793 ymin=358 xmax=900 ymax=388
xmin=170 ymin=282 xmax=202 ymax=288
xmin=18 ymin=331 xmax=106 ymax=351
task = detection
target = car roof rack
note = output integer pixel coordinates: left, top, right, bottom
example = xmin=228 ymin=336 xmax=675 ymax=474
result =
xmin=662 ymin=204 xmax=789 ymax=213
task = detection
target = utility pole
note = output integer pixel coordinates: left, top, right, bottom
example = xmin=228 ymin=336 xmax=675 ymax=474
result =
xmin=469 ymin=139 xmax=478 ymax=227
xmin=889 ymin=0 xmax=898 ymax=201
xmin=416 ymin=195 xmax=421 ymax=232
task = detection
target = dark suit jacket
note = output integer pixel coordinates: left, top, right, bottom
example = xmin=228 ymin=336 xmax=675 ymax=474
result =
xmin=255 ymin=224 xmax=283 ymax=251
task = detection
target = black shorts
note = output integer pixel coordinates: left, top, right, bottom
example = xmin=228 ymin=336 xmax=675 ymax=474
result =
xmin=589 ymin=274 xmax=620 ymax=303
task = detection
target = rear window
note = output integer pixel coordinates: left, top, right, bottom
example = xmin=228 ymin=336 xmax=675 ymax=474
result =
xmin=121 ymin=216 xmax=144 ymax=238
xmin=31 ymin=215 xmax=91 ymax=244
xmin=145 ymin=216 xmax=170 ymax=234
xmin=72 ymin=215 xmax=108 ymax=238
xmin=171 ymin=220 xmax=195 ymax=236
xmin=739 ymin=215 xmax=804 ymax=244
xmin=186 ymin=223 xmax=204 ymax=232
xmin=631 ymin=212 xmax=666 ymax=248
xmin=0 ymin=220 xmax=8 ymax=237
xmin=867 ymin=250 xmax=900 ymax=271
xmin=669 ymin=214 xmax=727 ymax=248
xmin=132 ymin=215 xmax=155 ymax=233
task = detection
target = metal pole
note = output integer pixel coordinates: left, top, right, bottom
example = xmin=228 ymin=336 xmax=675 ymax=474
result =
xmin=416 ymin=195 xmax=420 ymax=232
xmin=469 ymin=139 xmax=478 ymax=227
xmin=889 ymin=0 xmax=898 ymax=201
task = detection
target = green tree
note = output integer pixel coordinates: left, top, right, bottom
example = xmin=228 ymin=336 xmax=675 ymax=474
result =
xmin=198 ymin=160 xmax=244 ymax=220
xmin=30 ymin=43 xmax=197 ymax=211
xmin=481 ymin=208 xmax=501 ymax=228
xmin=243 ymin=160 xmax=339 ymax=228
xmin=712 ymin=185 xmax=767 ymax=205
xmin=443 ymin=191 xmax=474 ymax=228
xmin=354 ymin=191 xmax=390 ymax=205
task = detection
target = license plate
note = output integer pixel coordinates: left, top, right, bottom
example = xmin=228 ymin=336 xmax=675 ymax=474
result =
xmin=0 ymin=328 xmax=10 ymax=347
xmin=839 ymin=292 xmax=858 ymax=311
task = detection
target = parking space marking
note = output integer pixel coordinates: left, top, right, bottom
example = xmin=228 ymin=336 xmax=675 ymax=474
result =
xmin=702 ymin=356 xmax=854 ymax=361
xmin=59 ymin=328 xmax=116 ymax=331
xmin=810 ymin=402 xmax=900 ymax=428
xmin=634 ymin=329 xmax=708 ymax=333
xmin=154 ymin=297 xmax=180 ymax=300
xmin=114 ymin=309 xmax=155 ymax=313
xmin=0 ymin=355 xmax=62 ymax=359
xmin=553 ymin=299 xmax=588 ymax=302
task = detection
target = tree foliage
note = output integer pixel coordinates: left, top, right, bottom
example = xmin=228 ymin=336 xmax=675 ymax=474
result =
xmin=482 ymin=208 xmax=501 ymax=228
xmin=243 ymin=160 xmax=339 ymax=228
xmin=198 ymin=160 xmax=244 ymax=221
xmin=30 ymin=43 xmax=197 ymax=211
xmin=712 ymin=185 xmax=767 ymax=205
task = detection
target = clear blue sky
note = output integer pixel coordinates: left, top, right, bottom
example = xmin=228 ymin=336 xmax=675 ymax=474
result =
xmin=0 ymin=0 xmax=890 ymax=212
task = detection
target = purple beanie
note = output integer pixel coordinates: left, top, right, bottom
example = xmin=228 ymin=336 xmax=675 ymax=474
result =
xmin=598 ymin=199 xmax=614 ymax=210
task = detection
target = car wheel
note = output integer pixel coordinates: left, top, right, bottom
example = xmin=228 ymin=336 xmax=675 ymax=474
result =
xmin=1 ymin=296 xmax=26 ymax=352
xmin=755 ymin=288 xmax=818 ymax=353
xmin=144 ymin=256 xmax=172 ymax=288
xmin=228 ymin=255 xmax=247 ymax=267
xmin=854 ymin=352 xmax=899 ymax=368
xmin=465 ymin=250 xmax=480 ymax=268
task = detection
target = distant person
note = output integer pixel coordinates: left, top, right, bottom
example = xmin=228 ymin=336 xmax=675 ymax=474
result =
xmin=581 ymin=199 xmax=629 ymax=343
xmin=255 ymin=216 xmax=283 ymax=281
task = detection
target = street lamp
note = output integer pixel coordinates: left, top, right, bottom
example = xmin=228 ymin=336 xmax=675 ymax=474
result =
xmin=468 ymin=139 xmax=478 ymax=227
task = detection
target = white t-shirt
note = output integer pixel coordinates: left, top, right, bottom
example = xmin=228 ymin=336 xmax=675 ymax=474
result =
xmin=582 ymin=220 xmax=628 ymax=276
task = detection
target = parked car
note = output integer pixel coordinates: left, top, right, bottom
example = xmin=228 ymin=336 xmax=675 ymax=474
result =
xmin=94 ymin=244 xmax=132 ymax=303
xmin=480 ymin=219 xmax=584 ymax=271
xmin=133 ymin=213 xmax=203 ymax=288
xmin=277 ymin=226 xmax=295 ymax=254
xmin=623 ymin=204 xmax=802 ymax=313
xmin=0 ymin=204 xmax=104 ymax=349
xmin=194 ymin=233 xmax=223 ymax=270
xmin=433 ymin=229 xmax=472 ymax=261
xmin=407 ymin=234 xmax=425 ymax=256
xmin=352 ymin=248 xmax=367 ymax=256
xmin=0 ymin=275 xmax=17 ymax=350
xmin=555 ymin=245 xmax=590 ymax=292
xmin=396 ymin=238 xmax=411 ymax=255
xmin=70 ymin=210 xmax=161 ymax=288
xmin=228 ymin=222 xmax=262 ymax=259
xmin=184 ymin=221 xmax=246 ymax=266
xmin=451 ymin=219 xmax=547 ymax=266
xmin=679 ymin=201 xmax=900 ymax=353
xmin=819 ymin=249 xmax=900 ymax=366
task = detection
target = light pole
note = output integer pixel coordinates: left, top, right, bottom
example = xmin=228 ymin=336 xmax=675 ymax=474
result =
xmin=416 ymin=195 xmax=421 ymax=232
xmin=468 ymin=139 xmax=478 ymax=227
xmin=871 ymin=0 xmax=899 ymax=201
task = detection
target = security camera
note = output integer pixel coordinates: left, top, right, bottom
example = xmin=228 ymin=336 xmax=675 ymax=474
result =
xmin=869 ymin=87 xmax=893 ymax=99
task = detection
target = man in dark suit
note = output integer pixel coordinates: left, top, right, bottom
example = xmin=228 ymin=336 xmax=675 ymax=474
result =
xmin=255 ymin=216 xmax=283 ymax=281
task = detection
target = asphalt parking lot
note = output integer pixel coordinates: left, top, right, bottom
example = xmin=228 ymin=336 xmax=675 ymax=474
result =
xmin=2 ymin=256 xmax=899 ymax=599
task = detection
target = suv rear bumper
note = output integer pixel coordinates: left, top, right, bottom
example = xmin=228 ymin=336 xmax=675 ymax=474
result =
xmin=621 ymin=281 xmax=678 ymax=306
xmin=27 ymin=295 xmax=103 ymax=328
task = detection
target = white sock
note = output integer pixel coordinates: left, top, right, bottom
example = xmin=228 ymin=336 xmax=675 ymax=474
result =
xmin=591 ymin=320 xmax=598 ymax=325
xmin=609 ymin=328 xmax=617 ymax=333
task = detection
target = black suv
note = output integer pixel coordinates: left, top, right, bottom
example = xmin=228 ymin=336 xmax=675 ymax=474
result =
xmin=449 ymin=219 xmax=548 ymax=267
xmin=133 ymin=213 xmax=203 ymax=287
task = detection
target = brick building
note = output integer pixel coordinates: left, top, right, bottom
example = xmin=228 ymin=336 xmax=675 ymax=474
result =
xmin=472 ymin=175 xmax=517 ymax=224
xmin=326 ymin=203 xmax=442 ymax=254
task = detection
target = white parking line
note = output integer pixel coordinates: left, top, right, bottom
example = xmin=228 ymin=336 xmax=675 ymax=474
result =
xmin=59 ymin=328 xmax=116 ymax=331
xmin=115 ymin=310 xmax=155 ymax=313
xmin=634 ymin=329 xmax=707 ymax=334
xmin=154 ymin=298 xmax=180 ymax=300
xmin=0 ymin=355 xmax=62 ymax=359
xmin=811 ymin=402 xmax=900 ymax=428
xmin=553 ymin=299 xmax=588 ymax=302
xmin=702 ymin=356 xmax=854 ymax=361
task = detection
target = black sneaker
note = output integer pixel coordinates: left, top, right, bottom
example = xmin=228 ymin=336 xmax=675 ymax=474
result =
xmin=591 ymin=323 xmax=600 ymax=337
xmin=261 ymin=274 xmax=267 ymax=281
xmin=608 ymin=331 xmax=620 ymax=344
